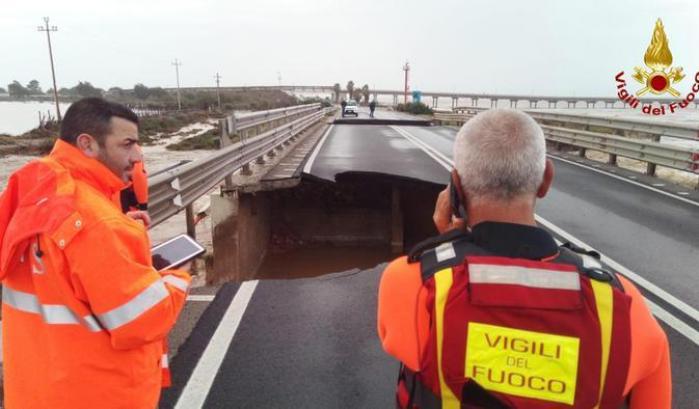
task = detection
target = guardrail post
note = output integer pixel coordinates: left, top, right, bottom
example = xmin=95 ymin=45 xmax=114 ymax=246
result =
xmin=646 ymin=163 xmax=657 ymax=176
xmin=219 ymin=118 xmax=235 ymax=189
xmin=185 ymin=203 xmax=196 ymax=239
xmin=608 ymin=154 xmax=618 ymax=166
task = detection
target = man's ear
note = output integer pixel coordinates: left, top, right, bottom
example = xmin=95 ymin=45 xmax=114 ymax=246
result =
xmin=76 ymin=134 xmax=98 ymax=158
xmin=536 ymin=159 xmax=554 ymax=198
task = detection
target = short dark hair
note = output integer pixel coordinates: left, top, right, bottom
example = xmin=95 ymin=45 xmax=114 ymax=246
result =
xmin=60 ymin=97 xmax=139 ymax=145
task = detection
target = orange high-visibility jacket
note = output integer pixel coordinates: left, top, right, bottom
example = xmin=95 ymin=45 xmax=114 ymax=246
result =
xmin=0 ymin=139 xmax=191 ymax=409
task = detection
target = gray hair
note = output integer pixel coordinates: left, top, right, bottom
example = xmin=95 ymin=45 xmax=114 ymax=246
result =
xmin=453 ymin=109 xmax=546 ymax=201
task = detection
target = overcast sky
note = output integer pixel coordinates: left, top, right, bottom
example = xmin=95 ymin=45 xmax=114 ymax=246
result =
xmin=2 ymin=0 xmax=698 ymax=97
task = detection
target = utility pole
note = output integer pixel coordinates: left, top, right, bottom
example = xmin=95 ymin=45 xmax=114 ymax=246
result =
xmin=38 ymin=17 xmax=61 ymax=121
xmin=403 ymin=61 xmax=410 ymax=105
xmin=172 ymin=59 xmax=182 ymax=110
xmin=214 ymin=72 xmax=222 ymax=110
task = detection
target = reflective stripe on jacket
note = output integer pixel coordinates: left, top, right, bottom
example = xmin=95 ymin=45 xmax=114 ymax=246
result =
xmin=0 ymin=139 xmax=191 ymax=409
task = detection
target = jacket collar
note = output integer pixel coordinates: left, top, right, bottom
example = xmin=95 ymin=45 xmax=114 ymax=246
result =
xmin=471 ymin=221 xmax=559 ymax=260
xmin=49 ymin=139 xmax=126 ymax=198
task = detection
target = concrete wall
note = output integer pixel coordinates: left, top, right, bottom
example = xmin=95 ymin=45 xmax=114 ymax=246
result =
xmin=211 ymin=191 xmax=271 ymax=283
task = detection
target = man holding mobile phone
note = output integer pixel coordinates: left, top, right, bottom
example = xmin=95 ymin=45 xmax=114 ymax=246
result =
xmin=0 ymin=98 xmax=191 ymax=409
xmin=377 ymin=109 xmax=670 ymax=408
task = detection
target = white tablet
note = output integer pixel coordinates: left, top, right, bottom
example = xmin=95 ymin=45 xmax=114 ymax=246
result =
xmin=151 ymin=234 xmax=206 ymax=271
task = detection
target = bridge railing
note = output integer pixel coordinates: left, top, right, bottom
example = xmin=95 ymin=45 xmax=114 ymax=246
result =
xmin=452 ymin=107 xmax=699 ymax=141
xmin=433 ymin=112 xmax=699 ymax=188
xmin=148 ymin=104 xmax=331 ymax=227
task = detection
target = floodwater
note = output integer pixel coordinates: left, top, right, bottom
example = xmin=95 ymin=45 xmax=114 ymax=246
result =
xmin=0 ymin=101 xmax=72 ymax=135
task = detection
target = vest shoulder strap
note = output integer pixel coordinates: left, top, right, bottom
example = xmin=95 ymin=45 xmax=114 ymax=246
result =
xmin=556 ymin=242 xmax=625 ymax=292
xmin=409 ymin=230 xmax=491 ymax=282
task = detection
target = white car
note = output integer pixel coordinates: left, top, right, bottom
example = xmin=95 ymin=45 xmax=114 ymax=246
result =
xmin=343 ymin=100 xmax=359 ymax=117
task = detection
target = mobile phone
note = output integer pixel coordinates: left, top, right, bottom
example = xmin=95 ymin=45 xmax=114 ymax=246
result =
xmin=151 ymin=234 xmax=205 ymax=271
xmin=449 ymin=181 xmax=466 ymax=219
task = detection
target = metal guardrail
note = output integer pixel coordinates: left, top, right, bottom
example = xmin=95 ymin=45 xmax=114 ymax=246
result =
xmin=222 ymin=103 xmax=321 ymax=136
xmin=452 ymin=107 xmax=699 ymax=141
xmin=433 ymin=112 xmax=699 ymax=187
xmin=148 ymin=105 xmax=330 ymax=227
xmin=542 ymin=125 xmax=699 ymax=173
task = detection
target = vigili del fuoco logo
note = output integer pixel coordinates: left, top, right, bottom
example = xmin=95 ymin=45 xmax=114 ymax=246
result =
xmin=615 ymin=19 xmax=699 ymax=116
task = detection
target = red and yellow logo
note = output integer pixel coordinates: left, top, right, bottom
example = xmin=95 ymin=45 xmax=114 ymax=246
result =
xmin=615 ymin=19 xmax=699 ymax=115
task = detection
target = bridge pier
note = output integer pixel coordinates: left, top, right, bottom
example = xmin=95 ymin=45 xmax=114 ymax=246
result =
xmin=393 ymin=95 xmax=398 ymax=106
xmin=567 ymin=101 xmax=574 ymax=108
xmin=452 ymin=97 xmax=458 ymax=109
xmin=473 ymin=97 xmax=479 ymax=107
xmin=432 ymin=96 xmax=438 ymax=108
xmin=491 ymin=99 xmax=497 ymax=108
xmin=548 ymin=101 xmax=555 ymax=108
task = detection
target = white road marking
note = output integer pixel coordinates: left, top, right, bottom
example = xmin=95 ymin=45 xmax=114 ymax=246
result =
xmin=175 ymin=280 xmax=259 ymax=409
xmin=302 ymin=125 xmax=334 ymax=174
xmin=395 ymin=126 xmax=699 ymax=345
xmin=552 ymin=156 xmax=699 ymax=208
xmin=186 ymin=295 xmax=216 ymax=302
xmin=391 ymin=126 xmax=452 ymax=170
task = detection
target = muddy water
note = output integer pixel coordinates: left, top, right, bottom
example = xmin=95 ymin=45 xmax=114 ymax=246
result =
xmin=257 ymin=246 xmax=394 ymax=280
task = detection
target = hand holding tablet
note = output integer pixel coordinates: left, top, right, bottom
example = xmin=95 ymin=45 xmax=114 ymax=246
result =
xmin=151 ymin=234 xmax=206 ymax=271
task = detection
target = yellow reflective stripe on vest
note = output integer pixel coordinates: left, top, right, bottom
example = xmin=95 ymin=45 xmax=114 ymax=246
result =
xmin=434 ymin=268 xmax=460 ymax=409
xmin=590 ymin=280 xmax=614 ymax=409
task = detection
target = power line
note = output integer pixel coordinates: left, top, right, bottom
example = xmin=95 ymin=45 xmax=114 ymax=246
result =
xmin=172 ymin=59 xmax=182 ymax=110
xmin=37 ymin=17 xmax=61 ymax=121
xmin=403 ymin=61 xmax=410 ymax=105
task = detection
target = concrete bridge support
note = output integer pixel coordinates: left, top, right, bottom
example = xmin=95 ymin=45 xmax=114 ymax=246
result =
xmin=452 ymin=97 xmax=458 ymax=109
xmin=432 ymin=96 xmax=438 ymax=108
xmin=472 ymin=97 xmax=479 ymax=107
xmin=491 ymin=99 xmax=497 ymax=108
xmin=393 ymin=95 xmax=398 ymax=106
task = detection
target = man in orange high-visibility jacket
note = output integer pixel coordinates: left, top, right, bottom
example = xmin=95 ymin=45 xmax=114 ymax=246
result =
xmin=377 ymin=109 xmax=671 ymax=408
xmin=0 ymin=98 xmax=191 ymax=409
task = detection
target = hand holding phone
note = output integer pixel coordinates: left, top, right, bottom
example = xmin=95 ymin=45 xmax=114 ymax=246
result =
xmin=433 ymin=185 xmax=467 ymax=234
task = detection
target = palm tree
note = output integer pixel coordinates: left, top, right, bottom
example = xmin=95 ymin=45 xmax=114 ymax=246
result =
xmin=333 ymin=83 xmax=341 ymax=103
xmin=361 ymin=84 xmax=370 ymax=104
xmin=346 ymin=81 xmax=355 ymax=101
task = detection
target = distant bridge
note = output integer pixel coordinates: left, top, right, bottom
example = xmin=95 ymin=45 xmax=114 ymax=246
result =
xmin=159 ymin=85 xmax=697 ymax=109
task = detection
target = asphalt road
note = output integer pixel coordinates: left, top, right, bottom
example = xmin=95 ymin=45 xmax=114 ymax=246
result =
xmin=162 ymin=119 xmax=699 ymax=408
